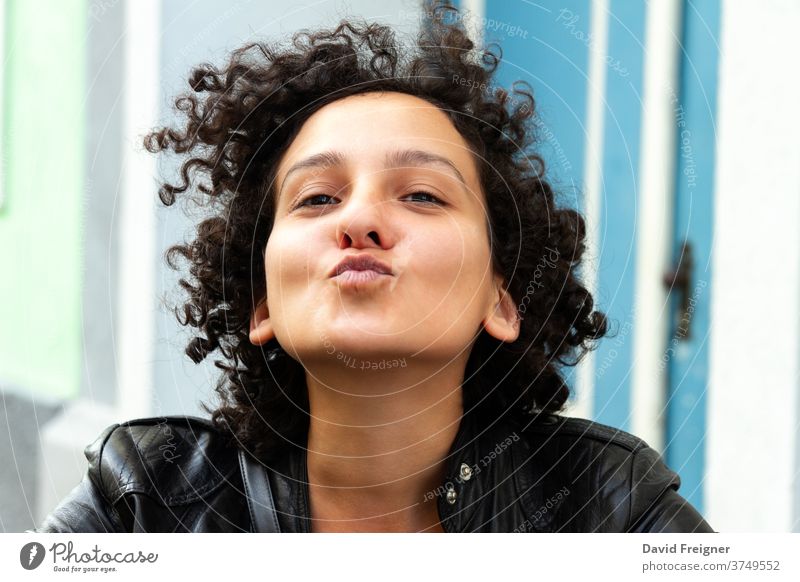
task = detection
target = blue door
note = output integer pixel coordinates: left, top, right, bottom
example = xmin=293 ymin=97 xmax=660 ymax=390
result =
xmin=448 ymin=0 xmax=720 ymax=515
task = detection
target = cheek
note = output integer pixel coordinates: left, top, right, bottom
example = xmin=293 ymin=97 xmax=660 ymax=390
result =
xmin=405 ymin=223 xmax=494 ymax=346
xmin=263 ymin=226 xmax=315 ymax=306
xmin=411 ymin=222 xmax=492 ymax=301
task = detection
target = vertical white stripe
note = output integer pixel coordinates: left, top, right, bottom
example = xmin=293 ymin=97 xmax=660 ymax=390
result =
xmin=116 ymin=0 xmax=161 ymax=417
xmin=460 ymin=0 xmax=484 ymax=54
xmin=571 ymin=0 xmax=608 ymax=421
xmin=708 ymin=0 xmax=800 ymax=532
xmin=629 ymin=0 xmax=683 ymax=452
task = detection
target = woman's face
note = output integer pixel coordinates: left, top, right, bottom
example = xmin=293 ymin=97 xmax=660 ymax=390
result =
xmin=250 ymin=91 xmax=519 ymax=365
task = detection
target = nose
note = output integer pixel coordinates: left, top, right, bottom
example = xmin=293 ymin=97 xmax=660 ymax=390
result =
xmin=335 ymin=181 xmax=394 ymax=250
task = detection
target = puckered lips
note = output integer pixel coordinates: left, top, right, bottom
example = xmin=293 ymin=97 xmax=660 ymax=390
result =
xmin=329 ymin=253 xmax=394 ymax=289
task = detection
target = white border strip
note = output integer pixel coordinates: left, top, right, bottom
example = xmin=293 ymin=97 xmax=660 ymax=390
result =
xmin=116 ymin=0 xmax=161 ymax=417
xmin=8 ymin=533 xmax=800 ymax=575
xmin=629 ymin=0 xmax=683 ymax=452
xmin=571 ymin=0 xmax=608 ymax=421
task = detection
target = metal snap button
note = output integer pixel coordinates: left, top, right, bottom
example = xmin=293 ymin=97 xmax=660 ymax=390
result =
xmin=446 ymin=484 xmax=457 ymax=505
xmin=459 ymin=463 xmax=473 ymax=481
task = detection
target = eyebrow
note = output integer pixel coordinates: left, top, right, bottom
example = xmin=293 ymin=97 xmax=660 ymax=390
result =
xmin=277 ymin=148 xmax=468 ymax=198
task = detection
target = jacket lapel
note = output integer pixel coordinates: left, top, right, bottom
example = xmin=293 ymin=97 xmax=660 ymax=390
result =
xmin=238 ymin=448 xmax=281 ymax=533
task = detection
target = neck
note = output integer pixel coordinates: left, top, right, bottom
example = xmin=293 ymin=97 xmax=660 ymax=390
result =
xmin=303 ymin=353 xmax=468 ymax=532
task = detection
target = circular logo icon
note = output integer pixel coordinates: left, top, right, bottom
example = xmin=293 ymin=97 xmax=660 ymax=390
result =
xmin=20 ymin=542 xmax=46 ymax=570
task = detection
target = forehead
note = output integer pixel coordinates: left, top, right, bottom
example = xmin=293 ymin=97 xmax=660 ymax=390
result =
xmin=275 ymin=92 xmax=479 ymax=183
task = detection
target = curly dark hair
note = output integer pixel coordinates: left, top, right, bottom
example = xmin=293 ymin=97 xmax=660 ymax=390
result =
xmin=144 ymin=0 xmax=608 ymax=462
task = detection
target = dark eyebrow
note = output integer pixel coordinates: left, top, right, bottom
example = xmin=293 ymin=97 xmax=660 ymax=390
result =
xmin=277 ymin=148 xmax=468 ymax=198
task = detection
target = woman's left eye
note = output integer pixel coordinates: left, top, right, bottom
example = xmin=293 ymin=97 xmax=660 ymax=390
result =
xmin=404 ymin=191 xmax=445 ymax=205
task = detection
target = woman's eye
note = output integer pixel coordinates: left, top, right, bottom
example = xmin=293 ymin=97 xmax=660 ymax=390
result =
xmin=294 ymin=193 xmax=337 ymax=209
xmin=292 ymin=191 xmax=444 ymax=211
xmin=405 ymin=191 xmax=445 ymax=205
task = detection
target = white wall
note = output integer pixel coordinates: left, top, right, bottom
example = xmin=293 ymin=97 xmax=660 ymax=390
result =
xmin=706 ymin=0 xmax=800 ymax=532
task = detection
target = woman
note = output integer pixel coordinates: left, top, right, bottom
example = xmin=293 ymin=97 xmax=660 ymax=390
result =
xmin=36 ymin=2 xmax=713 ymax=533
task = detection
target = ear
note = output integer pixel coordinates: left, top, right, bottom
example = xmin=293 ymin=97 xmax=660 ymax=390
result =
xmin=482 ymin=274 xmax=521 ymax=343
xmin=249 ymin=296 xmax=275 ymax=346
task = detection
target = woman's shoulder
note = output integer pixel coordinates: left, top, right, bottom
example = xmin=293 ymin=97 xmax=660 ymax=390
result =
xmin=518 ymin=412 xmax=650 ymax=450
xmin=33 ymin=416 xmax=244 ymax=533
xmin=83 ymin=415 xmax=239 ymax=505
xmin=508 ymin=412 xmax=714 ymax=532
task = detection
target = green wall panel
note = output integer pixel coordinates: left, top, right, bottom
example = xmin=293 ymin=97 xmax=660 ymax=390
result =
xmin=0 ymin=0 xmax=86 ymax=399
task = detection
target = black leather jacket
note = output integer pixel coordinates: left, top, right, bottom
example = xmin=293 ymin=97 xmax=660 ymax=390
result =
xmin=34 ymin=410 xmax=714 ymax=533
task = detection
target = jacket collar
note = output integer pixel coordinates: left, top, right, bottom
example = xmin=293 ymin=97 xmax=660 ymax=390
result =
xmin=435 ymin=409 xmax=528 ymax=532
xmin=259 ymin=408 xmax=528 ymax=533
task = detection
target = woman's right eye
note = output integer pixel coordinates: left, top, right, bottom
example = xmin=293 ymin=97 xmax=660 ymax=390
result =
xmin=293 ymin=194 xmax=336 ymax=210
